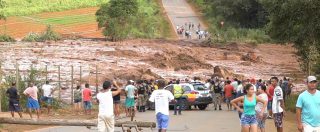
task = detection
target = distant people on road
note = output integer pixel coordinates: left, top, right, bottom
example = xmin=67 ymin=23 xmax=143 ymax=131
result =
xmin=173 ymin=80 xmax=184 ymax=115
xmin=96 ymin=80 xmax=122 ymax=132
xmin=125 ymin=80 xmax=137 ymax=117
xmin=6 ymin=82 xmax=23 ymax=118
xmin=41 ymin=81 xmax=55 ymax=115
xmin=255 ymin=85 xmax=268 ymax=132
xmin=224 ymin=80 xmax=234 ymax=110
xmin=23 ymin=82 xmax=40 ymax=119
xmin=270 ymin=77 xmax=285 ymax=132
xmin=197 ymin=23 xmax=201 ymax=30
xmin=231 ymin=84 xmax=267 ymax=132
xmin=82 ymin=83 xmax=92 ymax=115
xmin=296 ymin=76 xmax=320 ymax=132
xmin=149 ymin=79 xmax=175 ymax=132
xmin=73 ymin=85 xmax=82 ymax=115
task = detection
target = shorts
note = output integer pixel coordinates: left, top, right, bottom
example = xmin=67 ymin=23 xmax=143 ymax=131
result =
xmin=74 ymin=98 xmax=82 ymax=103
xmin=156 ymin=112 xmax=169 ymax=129
xmin=273 ymin=112 xmax=283 ymax=128
xmin=303 ymin=123 xmax=320 ymax=132
xmin=125 ymin=97 xmax=135 ymax=108
xmin=241 ymin=114 xmax=258 ymax=126
xmin=41 ymin=96 xmax=53 ymax=105
xmin=225 ymin=97 xmax=233 ymax=104
xmin=257 ymin=113 xmax=268 ymax=128
xmin=83 ymin=101 xmax=92 ymax=110
xmin=27 ymin=97 xmax=40 ymax=109
xmin=113 ymin=100 xmax=121 ymax=104
xmin=9 ymin=99 xmax=21 ymax=112
xmin=97 ymin=114 xmax=115 ymax=132
xmin=267 ymin=100 xmax=272 ymax=110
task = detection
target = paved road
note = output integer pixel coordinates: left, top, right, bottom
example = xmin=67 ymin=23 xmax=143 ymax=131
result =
xmin=34 ymin=105 xmax=241 ymax=132
xmin=162 ymin=0 xmax=207 ymax=40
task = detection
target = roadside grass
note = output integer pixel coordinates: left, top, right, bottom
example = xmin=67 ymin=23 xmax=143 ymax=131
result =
xmin=1 ymin=0 xmax=109 ymax=16
xmin=285 ymin=94 xmax=299 ymax=113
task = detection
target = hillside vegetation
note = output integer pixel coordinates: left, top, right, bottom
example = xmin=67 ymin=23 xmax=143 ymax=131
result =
xmin=0 ymin=0 xmax=108 ymax=16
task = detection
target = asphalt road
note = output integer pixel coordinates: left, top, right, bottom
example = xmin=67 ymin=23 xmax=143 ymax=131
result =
xmin=162 ymin=0 xmax=207 ymax=40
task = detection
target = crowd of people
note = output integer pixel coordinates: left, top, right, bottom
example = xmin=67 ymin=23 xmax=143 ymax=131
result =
xmin=176 ymin=22 xmax=208 ymax=39
xmin=4 ymin=75 xmax=320 ymax=132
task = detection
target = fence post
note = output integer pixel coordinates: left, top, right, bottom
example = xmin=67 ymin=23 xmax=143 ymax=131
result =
xmin=80 ymin=65 xmax=82 ymax=84
xmin=58 ymin=65 xmax=61 ymax=100
xmin=71 ymin=65 xmax=74 ymax=105
xmin=15 ymin=61 xmax=19 ymax=90
xmin=0 ymin=61 xmax=2 ymax=112
xmin=95 ymin=65 xmax=98 ymax=95
xmin=45 ymin=64 xmax=48 ymax=82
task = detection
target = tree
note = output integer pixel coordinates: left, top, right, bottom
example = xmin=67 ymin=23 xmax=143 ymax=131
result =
xmin=207 ymin=0 xmax=268 ymax=28
xmin=0 ymin=0 xmax=7 ymax=34
xmin=265 ymin=0 xmax=320 ymax=76
xmin=96 ymin=0 xmax=138 ymax=41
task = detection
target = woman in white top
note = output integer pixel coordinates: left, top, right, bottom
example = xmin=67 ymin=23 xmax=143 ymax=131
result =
xmin=255 ymin=85 xmax=268 ymax=132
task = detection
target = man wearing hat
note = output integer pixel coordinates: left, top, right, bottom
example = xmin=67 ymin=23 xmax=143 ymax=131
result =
xmin=296 ymin=76 xmax=320 ymax=132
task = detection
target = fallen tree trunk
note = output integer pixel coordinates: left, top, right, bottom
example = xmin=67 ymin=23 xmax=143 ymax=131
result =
xmin=0 ymin=117 xmax=156 ymax=128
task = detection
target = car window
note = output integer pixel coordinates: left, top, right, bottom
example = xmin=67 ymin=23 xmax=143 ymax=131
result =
xmin=193 ymin=84 xmax=208 ymax=91
xmin=182 ymin=85 xmax=192 ymax=91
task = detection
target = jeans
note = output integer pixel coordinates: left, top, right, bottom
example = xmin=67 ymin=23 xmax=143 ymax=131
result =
xmin=174 ymin=98 xmax=183 ymax=115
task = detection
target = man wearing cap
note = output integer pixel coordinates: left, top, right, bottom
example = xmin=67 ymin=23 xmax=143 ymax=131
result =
xmin=125 ymin=80 xmax=137 ymax=117
xmin=296 ymin=76 xmax=320 ymax=132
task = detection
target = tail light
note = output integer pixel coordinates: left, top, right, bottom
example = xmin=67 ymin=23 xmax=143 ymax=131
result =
xmin=190 ymin=91 xmax=199 ymax=94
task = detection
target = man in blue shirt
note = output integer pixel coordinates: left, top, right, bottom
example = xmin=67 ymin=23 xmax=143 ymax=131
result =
xmin=296 ymin=76 xmax=320 ymax=132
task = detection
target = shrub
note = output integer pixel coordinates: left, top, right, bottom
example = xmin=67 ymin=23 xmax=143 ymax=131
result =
xmin=39 ymin=25 xmax=61 ymax=41
xmin=0 ymin=34 xmax=16 ymax=42
xmin=22 ymin=32 xmax=41 ymax=42
xmin=285 ymin=94 xmax=299 ymax=113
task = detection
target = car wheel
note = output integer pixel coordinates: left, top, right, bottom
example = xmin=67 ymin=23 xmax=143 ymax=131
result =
xmin=198 ymin=104 xmax=208 ymax=110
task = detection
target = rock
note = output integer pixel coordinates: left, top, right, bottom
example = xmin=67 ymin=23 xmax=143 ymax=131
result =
xmin=240 ymin=61 xmax=251 ymax=66
xmin=241 ymin=51 xmax=261 ymax=63
xmin=213 ymin=66 xmax=244 ymax=80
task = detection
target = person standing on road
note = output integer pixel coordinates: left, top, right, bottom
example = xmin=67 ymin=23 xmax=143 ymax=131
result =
xmin=125 ymin=80 xmax=137 ymax=117
xmin=6 ymin=82 xmax=23 ymax=118
xmin=255 ymin=85 xmax=268 ymax=132
xmin=224 ymin=80 xmax=234 ymax=110
xmin=149 ymin=79 xmax=175 ymax=132
xmin=137 ymin=80 xmax=147 ymax=112
xmin=73 ymin=85 xmax=82 ymax=115
xmin=266 ymin=80 xmax=274 ymax=119
xmin=82 ymin=83 xmax=92 ymax=115
xmin=41 ymin=81 xmax=55 ymax=115
xmin=271 ymin=77 xmax=285 ymax=132
xmin=231 ymin=84 xmax=267 ymax=132
xmin=173 ymin=80 xmax=184 ymax=115
xmin=212 ymin=79 xmax=222 ymax=110
xmin=23 ymin=82 xmax=40 ymax=119
xmin=296 ymin=76 xmax=320 ymax=132
xmin=96 ymin=80 xmax=122 ymax=132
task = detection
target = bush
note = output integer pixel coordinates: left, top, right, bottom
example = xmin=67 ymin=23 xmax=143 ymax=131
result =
xmin=39 ymin=25 xmax=61 ymax=41
xmin=22 ymin=32 xmax=41 ymax=42
xmin=0 ymin=34 xmax=16 ymax=42
xmin=285 ymin=94 xmax=299 ymax=113
xmin=22 ymin=25 xmax=61 ymax=42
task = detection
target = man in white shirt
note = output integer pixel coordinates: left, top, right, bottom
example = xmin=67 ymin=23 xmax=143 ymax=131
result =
xmin=96 ymin=80 xmax=122 ymax=132
xmin=149 ymin=80 xmax=175 ymax=132
xmin=41 ymin=81 xmax=54 ymax=115
xmin=271 ymin=77 xmax=285 ymax=132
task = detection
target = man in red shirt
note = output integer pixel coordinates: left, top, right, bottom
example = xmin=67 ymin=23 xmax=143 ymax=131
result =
xmin=82 ymin=83 xmax=92 ymax=115
xmin=266 ymin=81 xmax=275 ymax=119
xmin=224 ymin=80 xmax=235 ymax=110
